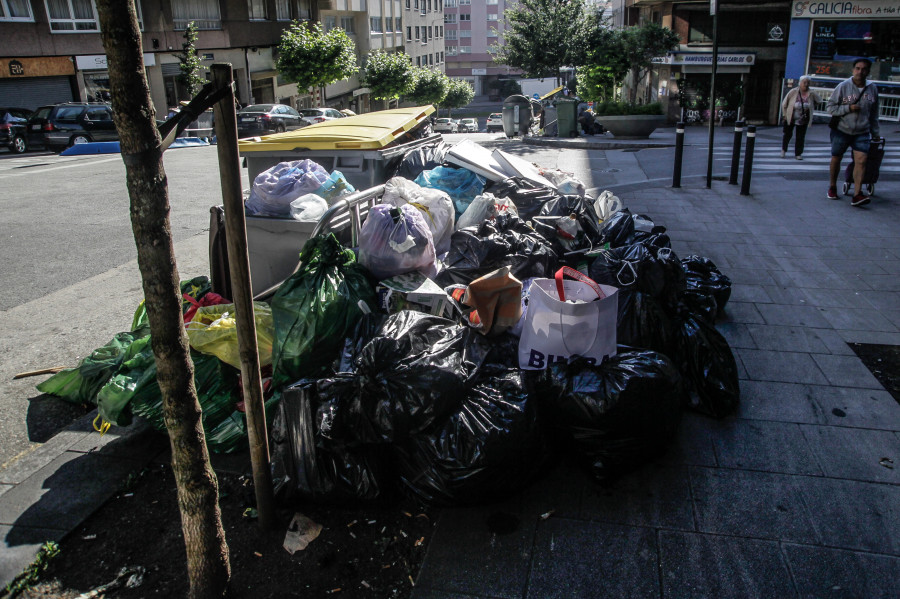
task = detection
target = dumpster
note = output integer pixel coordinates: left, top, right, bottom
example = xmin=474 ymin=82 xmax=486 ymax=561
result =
xmin=541 ymin=104 xmax=558 ymax=136
xmin=555 ymin=98 xmax=578 ymax=138
xmin=501 ymin=95 xmax=534 ymax=138
xmin=238 ymin=105 xmax=437 ymax=189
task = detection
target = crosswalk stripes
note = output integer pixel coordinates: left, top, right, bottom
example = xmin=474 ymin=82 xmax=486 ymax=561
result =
xmin=713 ymin=144 xmax=900 ymax=173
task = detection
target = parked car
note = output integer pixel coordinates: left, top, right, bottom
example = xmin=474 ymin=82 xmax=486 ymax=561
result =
xmin=0 ymin=107 xmax=32 ymax=153
xmin=299 ymin=107 xmax=346 ymax=126
xmin=486 ymin=113 xmax=503 ymax=133
xmin=433 ymin=118 xmax=458 ymax=133
xmin=237 ymin=103 xmax=305 ymax=137
xmin=459 ymin=118 xmax=478 ymax=133
xmin=26 ymin=103 xmax=118 ymax=152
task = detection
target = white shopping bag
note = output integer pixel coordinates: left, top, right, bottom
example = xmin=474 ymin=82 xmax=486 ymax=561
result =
xmin=518 ymin=267 xmax=618 ymax=370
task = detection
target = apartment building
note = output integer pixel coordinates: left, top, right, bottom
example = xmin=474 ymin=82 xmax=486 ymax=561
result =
xmin=400 ymin=0 xmax=445 ymax=74
xmin=442 ymin=0 xmax=515 ymax=96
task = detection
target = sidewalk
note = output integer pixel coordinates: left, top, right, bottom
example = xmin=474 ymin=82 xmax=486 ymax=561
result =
xmin=412 ymin=163 xmax=900 ymax=598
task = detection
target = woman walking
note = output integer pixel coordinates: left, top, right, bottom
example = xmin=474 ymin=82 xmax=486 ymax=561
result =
xmin=781 ymin=75 xmax=820 ymax=160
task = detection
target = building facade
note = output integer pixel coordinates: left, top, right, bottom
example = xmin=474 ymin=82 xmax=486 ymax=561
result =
xmin=443 ymin=0 xmax=516 ymax=96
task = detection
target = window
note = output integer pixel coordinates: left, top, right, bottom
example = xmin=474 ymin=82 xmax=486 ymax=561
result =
xmin=807 ymin=19 xmax=900 ymax=81
xmin=324 ymin=15 xmax=336 ymax=30
xmin=248 ymin=0 xmax=267 ymax=19
xmin=459 ymin=13 xmax=470 ymax=21
xmin=406 ymin=25 xmax=412 ymax=40
xmin=429 ymin=54 xmax=433 ymax=65
xmin=444 ymin=0 xmax=456 ymax=6
xmin=459 ymin=0 xmax=470 ymax=4
xmin=415 ymin=25 xmax=420 ymax=39
xmin=45 ymin=0 xmax=98 ymax=31
xmin=445 ymin=29 xmax=456 ymax=40
xmin=487 ymin=13 xmax=497 ymax=20
xmin=416 ymin=56 xmax=421 ymax=66
xmin=422 ymin=28 xmax=427 ymax=42
xmin=446 ymin=45 xmax=458 ymax=56
xmin=444 ymin=13 xmax=455 ymax=23
xmin=440 ymin=51 xmax=444 ymax=62
xmin=384 ymin=16 xmax=392 ymax=31
xmin=395 ymin=17 xmax=401 ymax=32
xmin=420 ymin=2 xmax=425 ymax=15
xmin=406 ymin=0 xmax=410 ymax=7
xmin=370 ymin=16 xmax=382 ymax=32
xmin=486 ymin=0 xmax=497 ymax=4
xmin=487 ymin=28 xmax=497 ymax=37
xmin=427 ymin=0 xmax=431 ymax=11
xmin=1 ymin=0 xmax=33 ymax=21
xmin=341 ymin=16 xmax=355 ymax=32
xmin=276 ymin=0 xmax=291 ymax=20
xmin=172 ymin=0 xmax=221 ymax=30
xmin=459 ymin=45 xmax=471 ymax=53
xmin=459 ymin=29 xmax=471 ymax=37
xmin=414 ymin=0 xmax=418 ymax=8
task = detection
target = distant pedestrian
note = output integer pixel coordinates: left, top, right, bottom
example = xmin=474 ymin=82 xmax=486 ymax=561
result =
xmin=826 ymin=57 xmax=880 ymax=207
xmin=780 ymin=75 xmax=819 ymax=160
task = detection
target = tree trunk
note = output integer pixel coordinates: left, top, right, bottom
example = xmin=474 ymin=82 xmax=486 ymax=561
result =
xmin=94 ymin=2 xmax=231 ymax=598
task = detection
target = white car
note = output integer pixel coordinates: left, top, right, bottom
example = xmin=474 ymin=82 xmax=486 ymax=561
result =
xmin=433 ymin=118 xmax=458 ymax=133
xmin=486 ymin=112 xmax=503 ymax=133
xmin=459 ymin=118 xmax=478 ymax=133
xmin=299 ymin=107 xmax=346 ymax=126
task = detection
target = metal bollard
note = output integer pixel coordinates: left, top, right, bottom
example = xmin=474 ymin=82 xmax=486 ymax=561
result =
xmin=740 ymin=125 xmax=756 ymax=196
xmin=672 ymin=122 xmax=685 ymax=188
xmin=729 ymin=120 xmax=745 ymax=185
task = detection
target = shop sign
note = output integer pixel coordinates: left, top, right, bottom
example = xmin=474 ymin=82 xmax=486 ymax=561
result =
xmin=810 ymin=23 xmax=837 ymax=58
xmin=472 ymin=68 xmax=486 ymax=75
xmin=8 ymin=60 xmax=24 ymax=76
xmin=0 ymin=56 xmax=75 ymax=79
xmin=768 ymin=23 xmax=786 ymax=42
xmin=75 ymin=54 xmax=156 ymax=70
xmin=792 ymin=1 xmax=899 ymax=19
xmin=653 ymin=53 xmax=756 ymax=66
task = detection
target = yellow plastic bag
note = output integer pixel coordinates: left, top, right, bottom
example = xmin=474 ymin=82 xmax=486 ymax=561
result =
xmin=186 ymin=302 xmax=274 ymax=369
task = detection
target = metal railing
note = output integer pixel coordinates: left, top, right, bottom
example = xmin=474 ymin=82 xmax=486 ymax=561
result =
xmin=811 ymin=86 xmax=900 ymax=122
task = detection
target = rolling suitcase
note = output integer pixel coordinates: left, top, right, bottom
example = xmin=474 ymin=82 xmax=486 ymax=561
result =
xmin=843 ymin=138 xmax=885 ymax=196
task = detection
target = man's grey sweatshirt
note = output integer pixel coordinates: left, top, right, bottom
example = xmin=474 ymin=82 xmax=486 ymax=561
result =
xmin=826 ymin=78 xmax=880 ymax=138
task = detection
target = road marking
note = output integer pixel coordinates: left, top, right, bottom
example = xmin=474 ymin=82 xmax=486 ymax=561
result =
xmin=0 ymin=156 xmax=123 ymax=178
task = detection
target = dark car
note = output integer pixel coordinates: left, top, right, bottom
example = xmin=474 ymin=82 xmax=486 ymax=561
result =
xmin=26 ymin=103 xmax=118 ymax=152
xmin=237 ymin=104 xmax=305 ymax=137
xmin=0 ymin=108 xmax=32 ymax=153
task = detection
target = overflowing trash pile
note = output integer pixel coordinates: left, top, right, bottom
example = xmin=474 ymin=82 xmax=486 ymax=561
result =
xmin=38 ymin=137 xmax=738 ymax=507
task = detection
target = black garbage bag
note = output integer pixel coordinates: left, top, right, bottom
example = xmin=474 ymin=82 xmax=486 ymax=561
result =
xmin=682 ymin=255 xmax=732 ymax=320
xmin=538 ymin=194 xmax=603 ymax=243
xmin=615 ymin=289 xmax=676 ymax=356
xmin=598 ymin=209 xmax=668 ymax=249
xmin=395 ymin=333 xmax=550 ymax=505
xmin=482 ymin=177 xmax=559 ymax=221
xmin=589 ymin=243 xmax=685 ymax=309
xmin=436 ymin=213 xmax=558 ymax=287
xmin=672 ymin=313 xmax=740 ymax=419
xmin=392 ymin=140 xmax=450 ymax=180
xmin=541 ymin=352 xmax=683 ymax=484
xmin=271 ymin=378 xmax=392 ymax=504
xmin=335 ymin=312 xmax=388 ymax=373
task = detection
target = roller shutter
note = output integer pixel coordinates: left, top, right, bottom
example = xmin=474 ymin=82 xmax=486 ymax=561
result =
xmin=0 ymin=76 xmax=74 ymax=110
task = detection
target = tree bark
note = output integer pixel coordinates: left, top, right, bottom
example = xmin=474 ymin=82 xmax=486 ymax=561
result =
xmin=94 ymin=2 xmax=231 ymax=597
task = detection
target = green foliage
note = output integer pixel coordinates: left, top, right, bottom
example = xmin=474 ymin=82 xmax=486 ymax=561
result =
xmin=363 ymin=50 xmax=414 ymax=100
xmin=276 ymin=21 xmax=357 ymax=95
xmin=495 ymin=78 xmax=522 ymax=97
xmin=4 ymin=541 xmax=60 ymax=597
xmin=178 ymin=22 xmax=205 ymax=98
xmin=442 ymin=79 xmax=475 ymax=111
xmin=576 ymin=64 xmax=620 ymax=103
xmin=404 ymin=67 xmax=450 ymax=107
xmin=620 ymin=23 xmax=680 ymax=102
xmin=592 ymin=101 xmax=663 ymax=116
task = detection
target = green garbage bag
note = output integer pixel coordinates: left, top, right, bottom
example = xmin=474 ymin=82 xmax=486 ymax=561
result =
xmin=271 ymin=234 xmax=376 ymax=388
xmin=36 ymin=324 xmax=150 ymax=406
xmin=131 ymin=275 xmax=214 ymax=331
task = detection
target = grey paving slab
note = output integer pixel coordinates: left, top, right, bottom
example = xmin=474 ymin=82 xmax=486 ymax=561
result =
xmin=66 ymin=419 xmax=167 ymax=461
xmin=883 ymin=310 xmax=900 ymax=329
xmin=744 ymin=324 xmax=833 ymax=354
xmin=735 ymin=349 xmax=829 ymax=385
xmin=796 ymin=476 xmax=900 ymax=555
xmin=411 ymin=591 xmax=491 ymax=599
xmin=657 ymin=413 xmax=718 ymax=468
xmin=823 ymin=258 xmax=891 ymax=276
xmin=525 ymin=519 xmax=659 ymax=599
xmin=728 ymin=284 xmax=772 ymax=304
xmin=860 ymin=290 xmax=900 ymax=311
xmin=0 ymin=429 xmax=87 ymax=485
xmin=799 ymin=424 xmax=900 ymax=484
xmin=719 ymin=301 xmax=766 ymax=325
xmin=0 ymin=525 xmax=66 ymax=589
xmin=717 ymin=322 xmax=756 ymax=349
xmin=414 ymin=506 xmax=536 ymax=598
xmin=579 ymin=464 xmax=694 ymax=531
xmin=769 ymin=269 xmax=862 ymax=291
xmin=514 ymin=459 xmax=586 ymax=521
xmin=754 ymin=303 xmax=833 ymax=329
xmin=801 ymin=287 xmax=874 ymax=309
xmin=712 ymin=420 xmax=822 ymax=475
xmin=808 ymin=385 xmax=900 ymax=431
xmin=737 ymin=381 xmax=828 ymax=424
xmin=689 ymin=467 xmax=820 ymax=544
xmin=803 ymin=328 xmax=856 ymax=355
xmin=0 ymin=451 xmax=144 ymax=529
xmin=855 ymin=273 xmax=900 ymax=292
xmin=818 ymin=306 xmax=899 ymax=333
xmin=754 ymin=234 xmax=820 ymax=248
xmin=758 ymin=284 xmax=810 ymax=305
xmin=810 ymin=353 xmax=886 ymax=389
xmin=720 ymin=268 xmax=778 ymax=287
xmin=774 ymin=256 xmax=833 ymax=273
xmin=837 ymin=329 xmax=900 ymax=346
xmin=784 ymin=543 xmax=900 ymax=599
xmin=659 ymin=531 xmax=796 ymax=599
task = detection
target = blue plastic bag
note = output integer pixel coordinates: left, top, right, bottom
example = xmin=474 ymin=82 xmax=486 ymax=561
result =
xmin=415 ymin=166 xmax=486 ymax=218
xmin=314 ymin=170 xmax=356 ymax=204
xmin=245 ymin=159 xmax=330 ymax=217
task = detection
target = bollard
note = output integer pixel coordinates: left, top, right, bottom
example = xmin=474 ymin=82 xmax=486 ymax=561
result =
xmin=729 ymin=120 xmax=745 ymax=185
xmin=672 ymin=122 xmax=685 ymax=188
xmin=740 ymin=125 xmax=756 ymax=196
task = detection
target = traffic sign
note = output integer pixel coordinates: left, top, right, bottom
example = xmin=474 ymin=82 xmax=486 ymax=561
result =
xmin=532 ymin=93 xmax=540 ymax=99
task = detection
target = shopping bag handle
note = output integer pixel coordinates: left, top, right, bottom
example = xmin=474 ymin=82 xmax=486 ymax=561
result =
xmin=555 ymin=266 xmax=606 ymax=301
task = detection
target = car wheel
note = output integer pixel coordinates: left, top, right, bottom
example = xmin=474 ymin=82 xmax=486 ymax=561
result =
xmin=275 ymin=123 xmax=285 ymax=133
xmin=69 ymin=134 xmax=91 ymax=147
xmin=11 ymin=136 xmax=26 ymax=154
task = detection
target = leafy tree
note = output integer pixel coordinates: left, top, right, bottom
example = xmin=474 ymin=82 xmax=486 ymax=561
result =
xmin=492 ymin=0 xmax=593 ymax=83
xmin=96 ymin=2 xmax=231 ymax=597
xmin=620 ymin=23 xmax=680 ymax=103
xmin=495 ymin=78 xmax=522 ymax=98
xmin=276 ymin=21 xmax=357 ymax=97
xmin=363 ymin=50 xmax=414 ymax=100
xmin=441 ymin=78 xmax=474 ymax=117
xmin=404 ymin=67 xmax=450 ymax=107
xmin=178 ymin=21 xmax=205 ymax=98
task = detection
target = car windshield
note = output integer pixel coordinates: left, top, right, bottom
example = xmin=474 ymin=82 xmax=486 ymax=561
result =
xmin=436 ymin=118 xmax=451 ymax=123
xmin=490 ymin=114 xmax=501 ymax=118
xmin=242 ymin=104 xmax=275 ymax=112
xmin=300 ymin=109 xmax=324 ymax=117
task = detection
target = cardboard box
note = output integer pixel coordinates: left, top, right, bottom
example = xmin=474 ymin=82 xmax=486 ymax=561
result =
xmin=376 ymin=272 xmax=453 ymax=318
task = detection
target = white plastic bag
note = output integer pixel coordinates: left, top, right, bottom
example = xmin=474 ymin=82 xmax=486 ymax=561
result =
xmin=289 ymin=193 xmax=328 ymax=222
xmin=456 ymin=193 xmax=519 ymax=231
xmin=540 ymin=169 xmax=587 ymax=197
xmin=382 ymin=176 xmax=455 ymax=255
xmin=593 ymin=190 xmax=624 ymax=222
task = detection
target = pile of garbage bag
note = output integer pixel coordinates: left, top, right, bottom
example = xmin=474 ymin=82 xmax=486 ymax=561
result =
xmin=39 ymin=138 xmax=739 ymax=505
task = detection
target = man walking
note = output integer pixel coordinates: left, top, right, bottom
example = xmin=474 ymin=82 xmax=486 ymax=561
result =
xmin=826 ymin=57 xmax=880 ymax=207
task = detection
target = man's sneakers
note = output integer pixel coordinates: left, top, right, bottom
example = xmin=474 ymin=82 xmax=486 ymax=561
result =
xmin=826 ymin=187 xmax=839 ymax=200
xmin=795 ymin=155 xmax=803 ymax=160
xmin=851 ymin=192 xmax=871 ymax=207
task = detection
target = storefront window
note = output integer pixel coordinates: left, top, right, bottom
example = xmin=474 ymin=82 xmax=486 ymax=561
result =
xmin=808 ymin=20 xmax=900 ymax=81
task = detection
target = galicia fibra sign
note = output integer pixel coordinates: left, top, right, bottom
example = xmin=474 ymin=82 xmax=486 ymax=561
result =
xmin=792 ymin=1 xmax=899 ymax=18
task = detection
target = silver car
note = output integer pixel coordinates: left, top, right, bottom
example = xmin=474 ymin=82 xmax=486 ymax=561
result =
xmin=433 ymin=118 xmax=458 ymax=133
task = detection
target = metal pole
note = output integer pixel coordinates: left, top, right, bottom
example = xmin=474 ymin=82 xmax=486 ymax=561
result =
xmin=705 ymin=1 xmax=720 ymax=188
xmin=729 ymin=120 xmax=744 ymax=185
xmin=673 ymin=121 xmax=685 ymax=188
xmin=740 ymin=125 xmax=756 ymax=196
xmin=211 ymin=63 xmax=276 ymax=530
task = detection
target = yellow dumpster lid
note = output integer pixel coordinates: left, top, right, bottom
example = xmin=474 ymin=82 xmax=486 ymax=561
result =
xmin=540 ymin=86 xmax=565 ymax=101
xmin=238 ymin=105 xmax=436 ymax=152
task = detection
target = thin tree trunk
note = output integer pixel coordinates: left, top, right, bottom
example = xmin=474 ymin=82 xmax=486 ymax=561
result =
xmin=94 ymin=2 xmax=231 ymax=597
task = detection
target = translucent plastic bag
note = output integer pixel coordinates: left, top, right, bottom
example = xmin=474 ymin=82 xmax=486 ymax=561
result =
xmin=289 ymin=193 xmax=328 ymax=222
xmin=359 ymin=204 xmax=437 ymax=280
xmin=186 ymin=302 xmax=275 ymax=369
xmin=245 ymin=159 xmax=330 ymax=217
xmin=414 ymin=166 xmax=486 ymax=218
xmin=540 ymin=169 xmax=587 ymax=197
xmin=382 ymin=176 xmax=455 ymax=255
xmin=314 ymin=170 xmax=356 ymax=205
xmin=456 ymin=193 xmax=519 ymax=231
